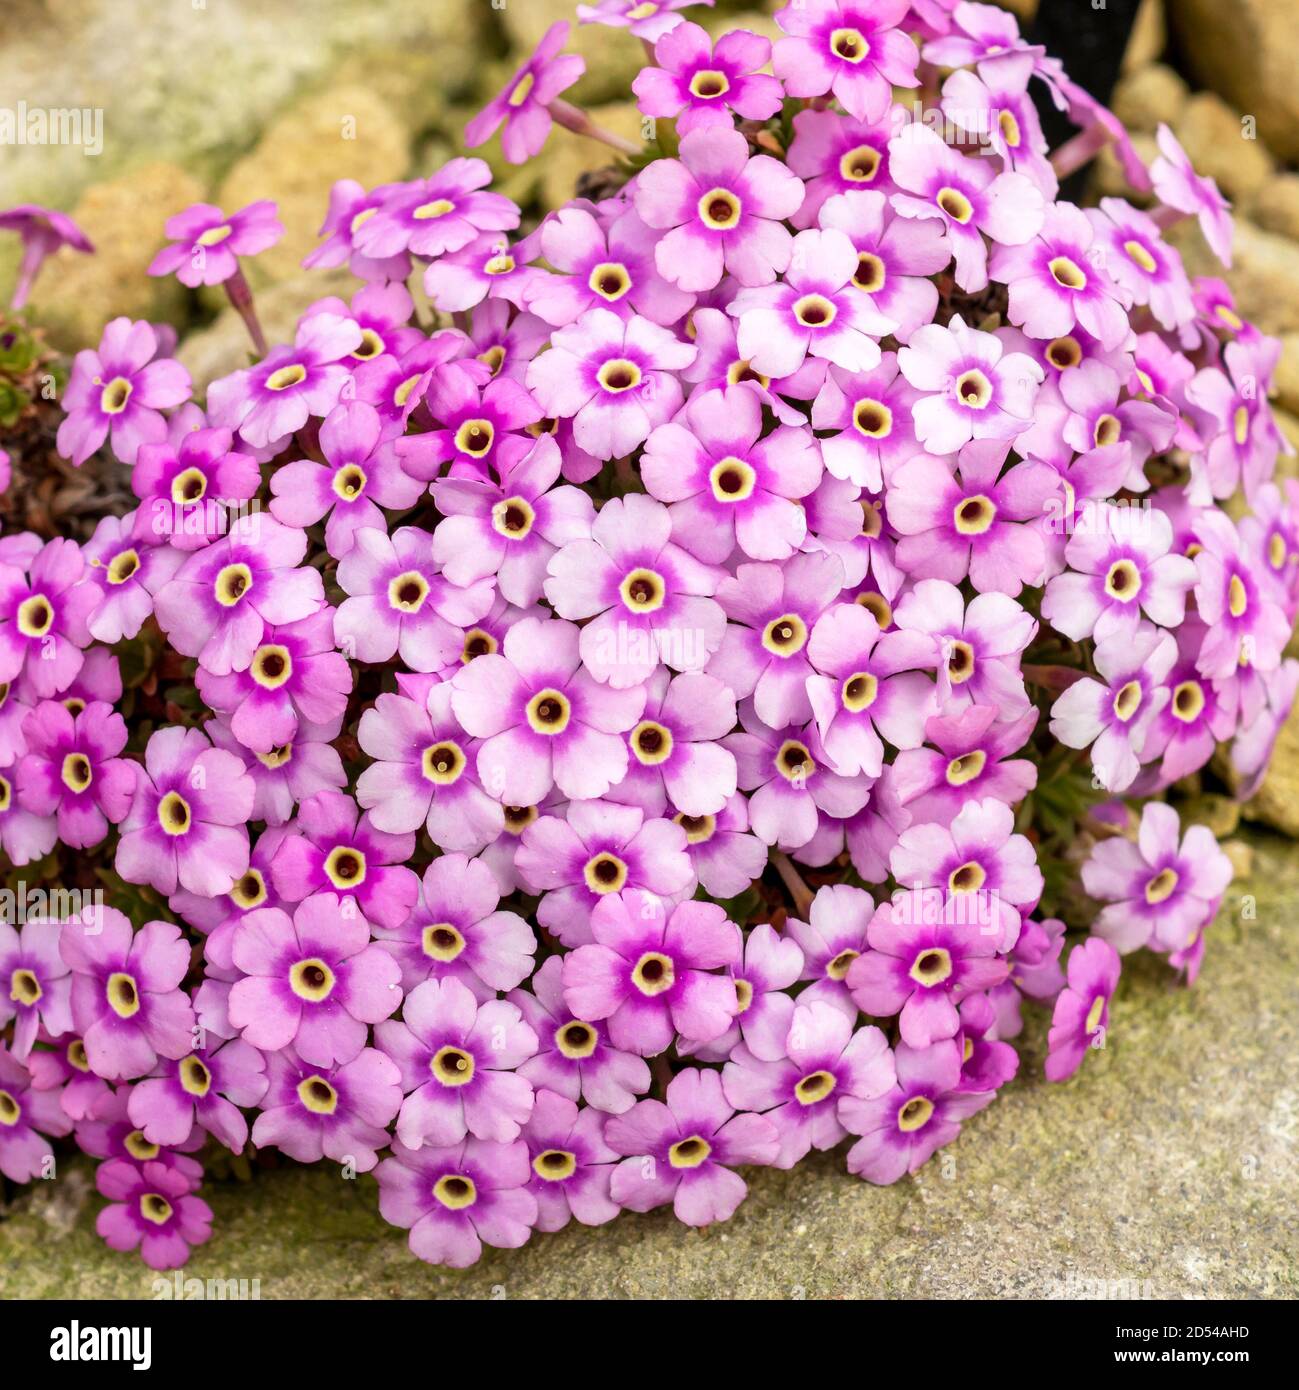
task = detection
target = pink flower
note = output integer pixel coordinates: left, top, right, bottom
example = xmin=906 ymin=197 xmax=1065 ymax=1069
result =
xmin=466 ymin=21 xmax=586 ymax=163
xmin=147 ymin=200 xmax=283 ymax=287
xmin=1151 ymin=122 xmax=1232 ymax=268
xmin=633 ymin=22 xmax=784 ymax=135
xmin=1044 ymin=936 xmax=1120 ymax=1082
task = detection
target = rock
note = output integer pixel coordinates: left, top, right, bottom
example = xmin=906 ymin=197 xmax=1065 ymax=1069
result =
xmin=1221 ymin=838 xmax=1255 ymax=880
xmin=1168 ymin=0 xmax=1299 ymax=164
xmin=500 ymin=3 xmax=646 ymax=109
xmin=1244 ymin=700 xmax=1299 ymax=835
xmin=1172 ymin=93 xmax=1273 ymax=203
xmin=3 ymin=831 xmax=1294 ymax=1298
xmin=27 ymin=162 xmax=205 ymax=350
xmin=1248 ymin=175 xmax=1299 ymax=244
xmin=1090 ymin=131 xmax=1160 ymax=203
xmin=176 ymin=270 xmax=359 ymax=396
xmin=1122 ymin=0 xmax=1167 ymax=74
xmin=1274 ymin=336 xmax=1299 ymax=419
xmin=216 ymin=86 xmax=411 ymax=290
xmin=1112 ymin=64 xmax=1189 ymax=134
xmin=1168 ymin=217 xmax=1299 ymax=338
xmin=0 ymin=0 xmax=481 ymax=214
xmin=1176 ymin=794 xmax=1241 ymax=839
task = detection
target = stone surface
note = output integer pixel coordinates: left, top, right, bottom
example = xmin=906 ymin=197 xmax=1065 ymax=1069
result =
xmin=1172 ymin=93 xmax=1273 ymax=202
xmin=26 ymin=163 xmax=205 ymax=350
xmin=1248 ymin=176 xmax=1299 ymax=246
xmin=2 ymin=833 xmax=1295 ymax=1300
xmin=1274 ymin=335 xmax=1299 ymax=419
xmin=1168 ymin=0 xmax=1299 ymax=163
xmin=1122 ymin=0 xmax=1167 ymax=75
xmin=501 ymin=2 xmax=646 ymax=109
xmin=1112 ymin=63 xmax=1189 ymax=134
xmin=1243 ymin=704 xmax=1299 ymax=836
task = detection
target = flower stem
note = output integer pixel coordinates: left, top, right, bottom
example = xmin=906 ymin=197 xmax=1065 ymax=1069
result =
xmin=549 ymin=98 xmax=642 ymax=158
xmin=1049 ymin=124 xmax=1108 ymax=180
xmin=224 ymin=265 xmax=268 ymax=357
xmin=772 ymin=850 xmax=814 ymax=920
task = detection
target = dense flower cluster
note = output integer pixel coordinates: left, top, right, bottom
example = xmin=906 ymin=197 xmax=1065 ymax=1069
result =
xmin=1 ymin=0 xmax=1285 ymax=1270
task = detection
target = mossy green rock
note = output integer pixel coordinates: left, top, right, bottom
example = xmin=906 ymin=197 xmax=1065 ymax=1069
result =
xmin=2 ymin=833 xmax=1296 ymax=1299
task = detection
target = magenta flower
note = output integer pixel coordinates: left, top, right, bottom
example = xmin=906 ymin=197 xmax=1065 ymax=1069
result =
xmin=526 ymin=307 xmax=693 ymax=460
xmin=922 ymin=1 xmax=1042 ymax=67
xmin=887 ymin=440 xmax=1055 ymax=597
xmin=892 ymin=704 xmax=1037 ymax=826
xmin=896 ymin=316 xmax=1044 ymax=456
xmin=773 ymin=0 xmax=919 ymax=123
xmin=116 ymin=726 xmax=255 ymax=897
xmin=607 ymin=669 xmax=738 ymax=819
xmin=206 ymin=312 xmax=362 ymax=450
xmin=196 ymin=610 xmax=351 ymax=755
xmin=1050 ymin=625 xmax=1174 ymax=793
xmin=0 ymin=1049 xmax=72 ymax=1181
xmin=1044 ymin=936 xmax=1121 ymax=1082
xmin=1192 ymin=510 xmax=1290 ymax=681
xmin=376 ymin=1135 xmax=536 ymax=1267
xmin=1141 ymin=623 xmax=1235 ymax=784
xmin=633 ymin=22 xmax=783 ymax=135
xmin=0 ymin=775 xmax=56 ymax=866
xmin=888 ymin=123 xmax=1044 ymax=293
xmin=685 ymin=921 xmax=804 ymax=1063
xmin=154 ymin=516 xmax=325 ymax=676
xmin=432 ymin=434 xmax=594 ymax=607
xmin=889 ymin=797 xmax=1043 ymax=952
xmin=1186 ymin=339 xmax=1287 ymax=504
xmin=517 ymin=799 xmax=694 ymax=947
xmin=465 ymin=21 xmax=586 ymax=164
xmin=0 ymin=203 xmax=93 ymax=309
xmin=15 ymin=699 xmax=135 ymax=849
xmin=787 ymin=109 xmax=894 ymax=229
xmin=841 ymin=1038 xmax=995 ymax=1183
xmin=228 ymin=892 xmax=402 ymax=1067
xmin=708 ymin=551 xmax=846 ymax=729
xmin=1086 ymin=197 xmax=1193 ymax=335
xmin=301 ymin=178 xmax=411 ymax=281
xmin=95 ymin=1158 xmax=212 ymax=1270
xmin=633 ymin=126 xmax=803 ymax=293
xmin=988 ymin=202 xmax=1131 ymax=351
xmin=1150 ymin=123 xmax=1232 ymax=267
xmin=334 ymin=524 xmax=493 ymax=674
xmin=376 ymin=976 xmax=535 ymax=1147
xmin=61 ymin=910 xmax=196 ymax=1082
xmin=510 ymin=955 xmax=651 ymax=1114
xmin=126 ymin=1038 xmax=267 ymax=1152
xmin=269 ymin=790 xmax=420 ymax=931
xmin=0 ymin=536 xmax=93 ymax=700
xmin=578 ymin=0 xmax=705 ymax=44
xmin=400 ymin=361 xmax=544 ymax=482
xmin=252 ymin=1044 xmax=400 ymax=1171
xmin=130 ymin=426 xmax=259 ymax=554
xmin=372 ymin=852 xmax=535 ymax=997
xmin=939 ymin=54 xmax=1053 ymax=192
xmin=147 ymin=199 xmax=283 ymax=287
xmin=606 ymin=1067 xmax=778 ymax=1226
xmin=352 ymin=160 xmax=519 ymax=262
xmin=0 ymin=919 xmax=73 ymax=1058
xmin=563 ymin=891 xmax=741 ymax=1056
xmin=894 ymin=579 xmax=1036 ymax=716
xmin=451 ymin=615 xmax=645 ymax=804
xmin=528 ymin=205 xmax=694 ymax=329
xmin=1042 ymin=502 xmax=1196 ymax=644
xmin=81 ymin=515 xmax=184 ymax=645
xmin=723 ymin=1000 xmax=894 ymax=1167
xmin=727 ymin=707 xmax=868 ymax=850
xmin=729 ymin=227 xmax=890 ymax=381
xmin=522 ymin=1087 xmax=620 ymax=1232
xmin=1081 ymin=801 xmax=1232 ymax=955
xmin=641 ymin=385 xmax=821 ymax=563
xmin=269 ymin=401 xmax=423 ymax=558
xmin=806 ymin=601 xmax=936 ymax=777
xmin=423 ymin=229 xmax=545 ymax=314
xmin=846 ymin=890 xmax=1008 ymax=1046
xmin=208 ymin=713 xmax=346 ymax=829
xmin=545 ymin=492 xmax=726 ymax=687
xmin=785 ymin=882 xmax=874 ymax=1019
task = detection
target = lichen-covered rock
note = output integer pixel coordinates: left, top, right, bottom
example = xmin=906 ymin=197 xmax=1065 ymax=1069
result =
xmin=1249 ymin=175 xmax=1299 ymax=246
xmin=1168 ymin=0 xmax=1299 ymax=163
xmin=1168 ymin=217 xmax=1299 ymax=337
xmin=1113 ymin=63 xmax=1189 ymax=133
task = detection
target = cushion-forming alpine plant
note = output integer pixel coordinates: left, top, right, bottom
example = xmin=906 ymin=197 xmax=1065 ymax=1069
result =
xmin=0 ymin=0 xmax=1289 ymax=1269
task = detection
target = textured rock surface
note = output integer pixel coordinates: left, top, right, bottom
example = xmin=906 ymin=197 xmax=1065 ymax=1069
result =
xmin=2 ymin=833 xmax=1295 ymax=1300
xmin=1168 ymin=0 xmax=1299 ymax=163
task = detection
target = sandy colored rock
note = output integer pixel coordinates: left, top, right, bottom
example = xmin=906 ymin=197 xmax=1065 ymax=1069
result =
xmin=1113 ymin=64 xmax=1189 ymax=134
xmin=0 ymin=0 xmax=481 ymax=215
xmin=1244 ymin=701 xmax=1299 ymax=835
xmin=1172 ymin=93 xmax=1273 ymax=203
xmin=1122 ymin=0 xmax=1167 ymax=74
xmin=1249 ymin=175 xmax=1299 ymax=245
xmin=1 ymin=833 xmax=1295 ymax=1299
xmin=1274 ymin=335 xmax=1299 ymax=419
xmin=1168 ymin=0 xmax=1299 ymax=163
xmin=1090 ymin=132 xmax=1160 ymax=204
xmin=216 ymin=86 xmax=411 ymax=289
xmin=27 ymin=162 xmax=204 ymax=350
xmin=1168 ymin=217 xmax=1299 ymax=338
